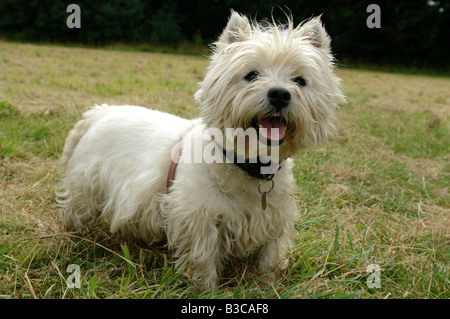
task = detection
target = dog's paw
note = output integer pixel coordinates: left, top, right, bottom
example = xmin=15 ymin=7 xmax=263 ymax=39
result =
xmin=260 ymin=271 xmax=277 ymax=286
xmin=278 ymin=257 xmax=289 ymax=270
xmin=194 ymin=276 xmax=219 ymax=292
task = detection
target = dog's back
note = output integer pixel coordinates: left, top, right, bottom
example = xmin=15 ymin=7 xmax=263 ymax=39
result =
xmin=57 ymin=105 xmax=198 ymax=236
xmin=60 ymin=105 xmax=110 ymax=171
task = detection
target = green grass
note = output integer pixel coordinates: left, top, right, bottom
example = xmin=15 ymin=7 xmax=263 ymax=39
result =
xmin=358 ymin=108 xmax=448 ymax=158
xmin=0 ymin=101 xmax=77 ymax=159
xmin=0 ymin=40 xmax=449 ymax=299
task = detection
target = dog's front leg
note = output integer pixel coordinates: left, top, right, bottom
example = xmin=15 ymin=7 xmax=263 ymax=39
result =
xmin=166 ymin=212 xmax=223 ymax=291
xmin=257 ymin=236 xmax=290 ymax=283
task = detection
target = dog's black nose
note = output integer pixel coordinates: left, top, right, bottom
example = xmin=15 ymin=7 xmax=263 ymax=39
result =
xmin=267 ymin=87 xmax=291 ymax=110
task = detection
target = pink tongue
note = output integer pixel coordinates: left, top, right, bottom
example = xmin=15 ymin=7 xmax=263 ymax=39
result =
xmin=258 ymin=118 xmax=286 ymax=141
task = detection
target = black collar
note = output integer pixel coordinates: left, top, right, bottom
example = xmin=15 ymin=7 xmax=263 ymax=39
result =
xmin=220 ymin=147 xmax=282 ymax=180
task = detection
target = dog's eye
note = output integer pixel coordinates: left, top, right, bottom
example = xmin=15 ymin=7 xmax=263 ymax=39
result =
xmin=293 ymin=76 xmax=307 ymax=87
xmin=244 ymin=71 xmax=258 ymax=82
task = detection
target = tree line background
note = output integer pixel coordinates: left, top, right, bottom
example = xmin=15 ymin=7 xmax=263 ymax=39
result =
xmin=0 ymin=0 xmax=448 ymax=70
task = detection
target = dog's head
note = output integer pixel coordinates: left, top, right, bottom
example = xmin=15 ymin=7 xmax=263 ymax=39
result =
xmin=195 ymin=11 xmax=345 ymax=161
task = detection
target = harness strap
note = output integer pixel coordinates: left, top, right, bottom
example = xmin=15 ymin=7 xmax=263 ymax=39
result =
xmin=167 ymin=144 xmax=183 ymax=192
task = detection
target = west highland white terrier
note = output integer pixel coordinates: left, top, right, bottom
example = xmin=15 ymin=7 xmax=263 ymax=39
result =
xmin=57 ymin=11 xmax=345 ymax=290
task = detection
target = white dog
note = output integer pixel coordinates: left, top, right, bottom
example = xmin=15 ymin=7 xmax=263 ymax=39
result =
xmin=57 ymin=11 xmax=345 ymax=290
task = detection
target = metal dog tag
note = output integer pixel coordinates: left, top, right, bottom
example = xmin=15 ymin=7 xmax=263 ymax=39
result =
xmin=258 ymin=175 xmax=274 ymax=211
xmin=261 ymin=193 xmax=267 ymax=210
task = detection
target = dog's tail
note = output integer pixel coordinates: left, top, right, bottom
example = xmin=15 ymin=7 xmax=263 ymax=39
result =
xmin=60 ymin=104 xmax=109 ymax=171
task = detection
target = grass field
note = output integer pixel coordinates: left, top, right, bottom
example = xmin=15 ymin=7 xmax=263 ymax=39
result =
xmin=0 ymin=40 xmax=448 ymax=299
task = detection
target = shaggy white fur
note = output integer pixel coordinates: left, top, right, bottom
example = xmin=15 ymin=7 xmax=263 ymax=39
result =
xmin=57 ymin=11 xmax=345 ymax=290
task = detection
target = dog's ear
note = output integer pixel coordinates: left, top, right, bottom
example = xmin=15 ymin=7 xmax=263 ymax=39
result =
xmin=298 ymin=16 xmax=331 ymax=50
xmin=218 ymin=10 xmax=251 ymax=44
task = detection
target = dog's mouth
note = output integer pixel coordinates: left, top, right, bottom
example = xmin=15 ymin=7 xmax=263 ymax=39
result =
xmin=252 ymin=116 xmax=287 ymax=145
